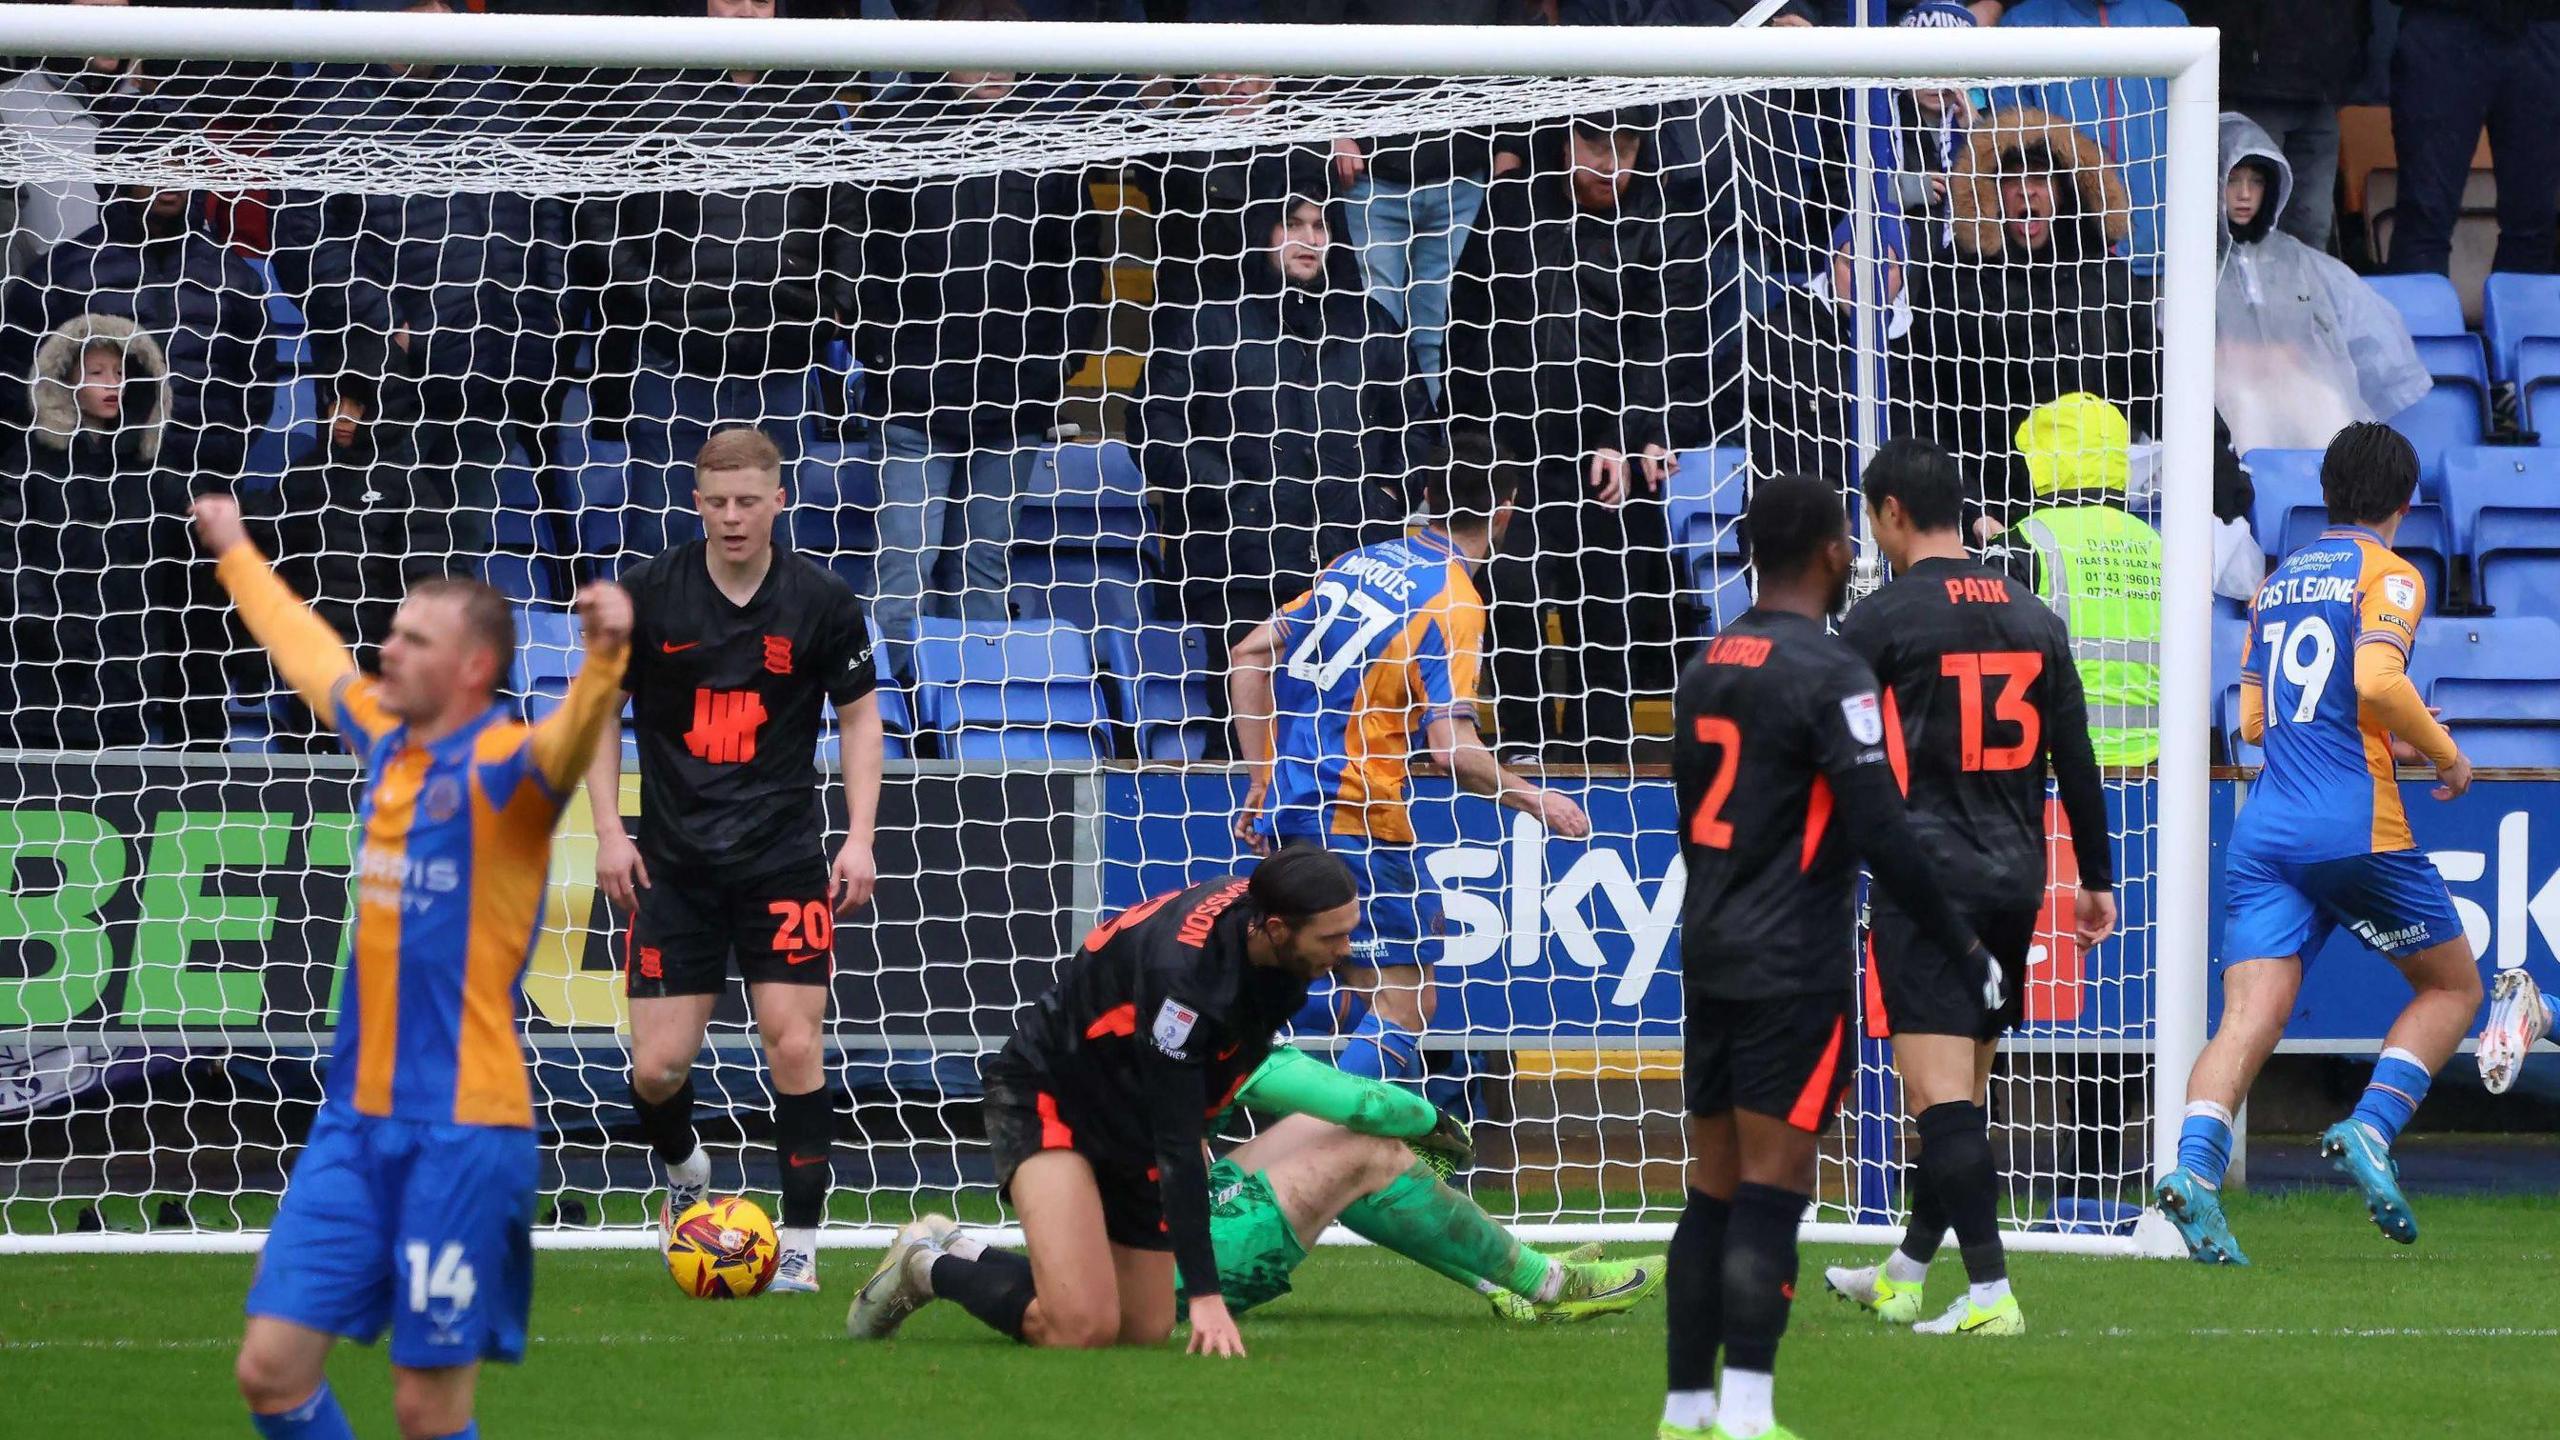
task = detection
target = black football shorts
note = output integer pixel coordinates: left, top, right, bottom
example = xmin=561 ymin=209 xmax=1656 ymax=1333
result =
xmin=1683 ymin=990 xmax=1853 ymax=1134
xmin=623 ymin=856 xmax=835 ymax=998
xmin=981 ymin=1065 xmax=1170 ymax=1253
xmin=1867 ymin=903 xmax=2040 ymax=1042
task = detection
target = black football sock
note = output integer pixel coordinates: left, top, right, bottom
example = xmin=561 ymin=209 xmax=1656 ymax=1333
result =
xmin=773 ymin=1086 xmax=834 ymax=1232
xmin=1665 ymin=1187 xmax=1731 ymax=1395
xmin=1720 ymin=1181 xmax=1809 ymax=1377
xmin=969 ymin=1246 xmax=1035 ymax=1282
xmin=1916 ymin=1100 xmax=2006 ymax=1287
xmin=630 ymin=1074 xmax=698 ymax=1168
xmin=932 ymin=1253 xmax=1035 ymax=1342
xmin=1897 ymin=1158 xmax=1948 ymax=1270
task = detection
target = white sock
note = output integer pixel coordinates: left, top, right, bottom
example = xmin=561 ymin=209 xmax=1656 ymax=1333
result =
xmin=1661 ymin=1390 xmax=1718 ymax=1430
xmin=780 ymin=1225 xmax=816 ymax=1258
xmin=945 ymin=1231 xmax=986 ymax=1263
xmin=670 ymin=1143 xmax=709 ymax=1187
xmin=1883 ymin=1250 xmax=1930 ymax=1286
xmin=911 ymin=1246 xmax=942 ymax=1294
xmin=1969 ymin=1278 xmax=2011 ymax=1308
xmin=1717 ymin=1370 xmax=1774 ymax=1437
xmin=1529 ymin=1256 xmax=1566 ymax=1304
xmin=1472 ymin=1278 xmax=1503 ymax=1297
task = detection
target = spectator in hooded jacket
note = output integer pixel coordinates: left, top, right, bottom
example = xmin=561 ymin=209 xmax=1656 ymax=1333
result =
xmin=855 ymin=51 xmax=1104 ymax=671
xmin=2180 ymin=0 xmax=2369 ymax=251
xmin=1895 ymin=106 xmax=2158 ymax=534
xmin=1987 ymin=0 xmax=2191 ymax=277
xmin=2387 ymin=0 xmax=2560 ymax=277
xmin=2216 ymin=112 xmax=2428 ymax=456
xmin=0 ymin=313 xmax=201 ymax=749
xmin=577 ymin=0 xmax=861 ymax=554
xmin=1 ymin=183 xmax=279 ymax=491
xmin=1140 ymin=178 xmax=1430 ymax=653
xmin=1445 ymin=110 xmax=1718 ymax=760
xmin=269 ymin=12 xmax=573 ymax=559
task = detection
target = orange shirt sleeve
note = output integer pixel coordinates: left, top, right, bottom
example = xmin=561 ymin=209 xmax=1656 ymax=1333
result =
xmin=2356 ymin=555 xmax=2425 ymax=656
xmin=213 ymin=545 xmax=391 ymax=750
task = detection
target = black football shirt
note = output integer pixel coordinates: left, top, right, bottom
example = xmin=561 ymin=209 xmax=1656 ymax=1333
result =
xmin=619 ymin=541 xmax=877 ymax=879
xmin=996 ymin=874 xmax=1312 ymax=1299
xmin=1838 ymin=555 xmax=2114 ymax=907
xmin=1674 ymin=608 xmax=1896 ymax=1000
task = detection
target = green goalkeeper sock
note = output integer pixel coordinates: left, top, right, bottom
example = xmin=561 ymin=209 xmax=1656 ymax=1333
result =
xmin=1234 ymin=1044 xmax=1438 ymax=1138
xmin=1338 ymin=1163 xmax=1558 ymax=1300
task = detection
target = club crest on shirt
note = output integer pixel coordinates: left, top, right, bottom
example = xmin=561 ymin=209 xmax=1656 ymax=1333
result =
xmin=1151 ymin=999 xmax=1199 ymax=1059
xmin=421 ymin=775 xmax=464 ymax=824
xmin=2383 ymin=574 xmax=2417 ymax=612
xmin=1840 ymin=692 xmax=1884 ymax=747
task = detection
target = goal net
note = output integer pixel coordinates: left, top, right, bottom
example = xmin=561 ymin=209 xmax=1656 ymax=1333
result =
xmin=0 ymin=13 xmax=2212 ymax=1254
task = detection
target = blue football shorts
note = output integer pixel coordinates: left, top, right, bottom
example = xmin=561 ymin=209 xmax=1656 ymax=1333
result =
xmin=245 ymin=1105 xmax=539 ymax=1368
xmin=1274 ymin=830 xmax=1444 ymax=973
xmin=2222 ymin=847 xmax=2466 ymax=966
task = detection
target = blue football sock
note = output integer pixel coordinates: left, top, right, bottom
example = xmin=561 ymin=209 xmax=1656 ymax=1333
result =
xmin=2176 ymin=1100 xmax=2235 ymax=1189
xmin=1336 ymin=1010 xmax=1422 ymax=1085
xmin=2349 ymin=1047 xmax=2434 ymax=1149
xmin=249 ymin=1381 xmax=356 ymax=1440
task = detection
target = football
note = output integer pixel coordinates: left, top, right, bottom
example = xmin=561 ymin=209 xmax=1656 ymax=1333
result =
xmin=663 ymin=1195 xmax=780 ymax=1300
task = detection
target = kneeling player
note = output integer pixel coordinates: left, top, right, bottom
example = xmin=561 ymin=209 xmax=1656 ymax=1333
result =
xmin=1822 ymin=441 xmax=2117 ymax=1337
xmin=850 ymin=1045 xmax=1662 ymax=1334
xmin=851 ymin=849 xmax=1358 ymax=1355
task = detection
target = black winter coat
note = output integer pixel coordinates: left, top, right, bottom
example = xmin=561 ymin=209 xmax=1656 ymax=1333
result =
xmin=854 ymin=93 xmax=1103 ymax=444
xmin=2181 ymin=0 xmax=2372 ymax=105
xmin=1139 ymin=265 xmax=1427 ymax=598
xmin=1445 ymin=165 xmax=1721 ymax=467
xmin=580 ymin=71 xmax=860 ymax=379
xmin=270 ymin=66 xmax=573 ymax=418
xmin=0 ymin=193 xmax=278 ymax=485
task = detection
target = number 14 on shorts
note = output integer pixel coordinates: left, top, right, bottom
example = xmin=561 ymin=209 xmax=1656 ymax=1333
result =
xmin=405 ymin=1240 xmax=479 ymax=1315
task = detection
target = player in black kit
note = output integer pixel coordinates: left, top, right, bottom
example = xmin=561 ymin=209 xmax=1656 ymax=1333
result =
xmin=1821 ymin=440 xmax=2117 ymax=1339
xmin=846 ymin=847 xmax=1359 ymax=1357
xmin=585 ymin=428 xmax=886 ymax=1294
xmin=1661 ymin=476 xmax=1994 ymax=1440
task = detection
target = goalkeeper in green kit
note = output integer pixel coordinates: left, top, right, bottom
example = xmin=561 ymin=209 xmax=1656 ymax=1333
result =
xmin=849 ymin=1046 xmax=1662 ymax=1336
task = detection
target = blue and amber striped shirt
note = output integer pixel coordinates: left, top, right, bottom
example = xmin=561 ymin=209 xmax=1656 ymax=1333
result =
xmin=217 ymin=548 xmax=627 ymax=1128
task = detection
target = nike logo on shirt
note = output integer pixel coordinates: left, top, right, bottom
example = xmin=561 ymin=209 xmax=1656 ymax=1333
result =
xmin=661 ymin=641 xmax=700 ymax=653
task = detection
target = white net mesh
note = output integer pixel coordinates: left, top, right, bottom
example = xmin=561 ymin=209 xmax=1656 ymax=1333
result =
xmin=0 ymin=47 xmax=2171 ymax=1246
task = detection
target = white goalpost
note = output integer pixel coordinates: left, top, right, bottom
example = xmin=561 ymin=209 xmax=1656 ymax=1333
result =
xmin=0 ymin=6 xmax=2214 ymax=1258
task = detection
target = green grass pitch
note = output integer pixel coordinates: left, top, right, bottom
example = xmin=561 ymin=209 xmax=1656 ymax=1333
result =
xmin=8 ymin=1190 xmax=2557 ymax=1439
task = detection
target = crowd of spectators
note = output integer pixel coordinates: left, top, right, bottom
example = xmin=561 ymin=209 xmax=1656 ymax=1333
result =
xmin=0 ymin=0 xmax=2548 ymax=761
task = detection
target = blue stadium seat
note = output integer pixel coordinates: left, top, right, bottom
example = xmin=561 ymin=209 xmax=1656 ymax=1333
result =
xmin=480 ymin=550 xmax=563 ymax=604
xmin=2441 ymin=447 xmax=2560 ymax=618
xmin=2409 ymin=616 xmax=2560 ymax=698
xmin=2388 ymin=384 xmax=2486 ymax=488
xmin=1013 ymin=547 xmax=1145 ymax=637
xmin=2519 ymin=336 xmax=2560 ymax=433
xmin=2484 ymin=271 xmax=2560 ymax=385
xmin=912 ymin=617 xmax=1109 ymax=763
xmin=1665 ymin=446 xmax=1751 ymax=628
xmin=2367 ymin=272 xmax=2468 ymax=338
xmin=2213 ymin=611 xmax=2250 ymax=696
xmin=1667 ymin=445 xmax=1749 ymax=564
xmin=1095 ymin=624 xmax=1216 ymax=762
xmin=792 ymin=441 xmax=882 ymax=559
xmin=1017 ymin=441 xmax=1148 ymax=549
xmin=2240 ymin=447 xmax=2446 ymax=592
xmin=2446 ymin=720 xmax=2560 ymax=767
xmin=512 ymin=607 xmax=582 ymax=723
xmin=2412 ymin=333 xmax=2491 ymax=421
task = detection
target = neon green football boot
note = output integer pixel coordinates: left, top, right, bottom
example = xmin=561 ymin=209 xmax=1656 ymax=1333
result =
xmin=1913 ymin=1290 xmax=2025 ymax=1337
xmin=1820 ymin=1262 xmax=1925 ymax=1325
xmin=1493 ymin=1252 xmax=1665 ymax=1323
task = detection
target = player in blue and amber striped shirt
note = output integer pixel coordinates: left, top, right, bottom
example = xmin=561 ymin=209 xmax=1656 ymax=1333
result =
xmin=193 ymin=498 xmax=630 ymax=1440
xmin=2157 ymin=425 xmax=2493 ymax=1266
xmin=1228 ymin=440 xmax=1588 ymax=1083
